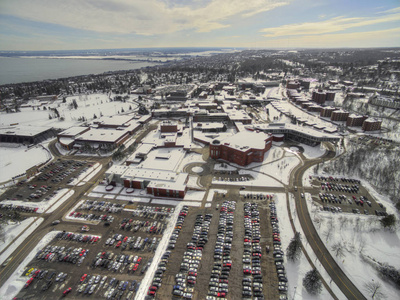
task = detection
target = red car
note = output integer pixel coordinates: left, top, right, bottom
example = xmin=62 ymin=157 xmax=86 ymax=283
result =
xmin=217 ymin=292 xmax=226 ymax=297
xmin=24 ymin=278 xmax=34 ymax=288
xmin=132 ymin=264 xmax=139 ymax=272
xmin=32 ymin=270 xmax=41 ymax=278
xmin=80 ymin=274 xmax=87 ymax=282
xmin=137 ymin=257 xmax=142 ymax=263
xmin=63 ymin=287 xmax=72 ymax=296
xmin=116 ymin=241 xmax=122 ymax=248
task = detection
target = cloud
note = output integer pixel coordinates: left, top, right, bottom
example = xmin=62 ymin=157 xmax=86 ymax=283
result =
xmin=0 ymin=0 xmax=287 ymax=36
xmin=260 ymin=8 xmax=400 ymax=37
xmin=259 ymin=27 xmax=400 ymax=48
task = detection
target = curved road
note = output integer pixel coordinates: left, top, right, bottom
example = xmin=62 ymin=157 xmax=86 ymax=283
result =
xmin=292 ymin=149 xmax=366 ymax=300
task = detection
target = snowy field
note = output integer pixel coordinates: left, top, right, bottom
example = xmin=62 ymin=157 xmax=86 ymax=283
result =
xmin=0 ymin=144 xmax=50 ymax=183
xmin=0 ymin=231 xmax=59 ymax=300
xmin=1 ymin=94 xmax=138 ymax=129
xmin=306 ymin=193 xmax=400 ymax=300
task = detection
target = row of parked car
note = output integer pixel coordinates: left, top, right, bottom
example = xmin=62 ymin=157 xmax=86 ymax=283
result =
xmin=22 ymin=268 xmax=66 ymax=292
xmin=320 ymin=182 xmax=359 ymax=194
xmin=78 ymin=273 xmax=140 ymax=299
xmin=119 ymin=218 xmax=167 ymax=234
xmin=147 ymin=206 xmax=189 ymax=297
xmin=79 ymin=200 xmax=125 ymax=213
xmin=242 ymin=202 xmax=264 ymax=300
xmin=315 ymin=176 xmax=361 ymax=184
xmin=35 ymin=244 xmax=89 ymax=266
xmin=269 ymin=201 xmax=288 ymax=299
xmin=55 ymin=231 xmax=100 ymax=243
xmin=169 ymin=213 xmax=213 ymax=299
xmin=132 ymin=205 xmax=174 ymax=219
xmin=105 ymin=234 xmax=160 ymax=252
xmin=68 ymin=211 xmax=115 ymax=223
xmin=206 ymin=200 xmax=236 ymax=300
xmin=90 ymin=250 xmax=149 ymax=275
xmin=0 ymin=203 xmax=38 ymax=213
xmin=242 ymin=193 xmax=274 ymax=200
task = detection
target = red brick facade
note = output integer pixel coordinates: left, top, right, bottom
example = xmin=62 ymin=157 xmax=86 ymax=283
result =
xmin=210 ymin=135 xmax=273 ymax=166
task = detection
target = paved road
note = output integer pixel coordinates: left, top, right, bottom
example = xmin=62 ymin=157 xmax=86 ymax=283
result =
xmin=292 ymin=149 xmax=367 ymax=300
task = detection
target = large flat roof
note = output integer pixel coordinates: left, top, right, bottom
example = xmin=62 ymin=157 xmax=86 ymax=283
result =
xmin=76 ymin=128 xmax=128 ymax=143
xmin=59 ymin=126 xmax=89 ymax=137
xmin=214 ymin=131 xmax=270 ymax=151
xmin=0 ymin=125 xmax=52 ymax=136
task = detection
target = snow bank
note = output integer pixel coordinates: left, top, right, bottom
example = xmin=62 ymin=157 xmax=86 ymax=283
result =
xmin=135 ymin=203 xmax=182 ymax=300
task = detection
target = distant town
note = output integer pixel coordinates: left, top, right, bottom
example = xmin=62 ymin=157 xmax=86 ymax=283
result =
xmin=0 ymin=48 xmax=399 ymax=300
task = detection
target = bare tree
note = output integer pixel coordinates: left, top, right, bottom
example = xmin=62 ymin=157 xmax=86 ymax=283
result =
xmin=358 ymin=236 xmax=366 ymax=253
xmin=0 ymin=224 xmax=5 ymax=243
xmin=331 ymin=242 xmax=346 ymax=259
xmin=364 ymin=281 xmax=386 ymax=300
xmin=323 ymin=229 xmax=332 ymax=242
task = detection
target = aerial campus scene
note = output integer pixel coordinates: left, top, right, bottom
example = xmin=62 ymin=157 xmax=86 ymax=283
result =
xmin=0 ymin=1 xmax=399 ymax=300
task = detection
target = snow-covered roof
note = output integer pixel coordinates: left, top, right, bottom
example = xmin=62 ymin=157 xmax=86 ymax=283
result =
xmin=58 ymin=126 xmax=89 ymax=137
xmin=76 ymin=128 xmax=128 ymax=143
xmin=0 ymin=125 xmax=52 ymax=136
xmin=94 ymin=115 xmax=134 ymax=126
xmin=252 ymin=123 xmax=340 ymax=141
xmin=213 ymin=131 xmax=271 ymax=151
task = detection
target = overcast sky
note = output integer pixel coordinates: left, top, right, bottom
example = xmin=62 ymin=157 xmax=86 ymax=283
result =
xmin=0 ymin=0 xmax=399 ymax=51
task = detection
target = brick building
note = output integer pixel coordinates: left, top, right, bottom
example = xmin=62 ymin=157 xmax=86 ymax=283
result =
xmin=362 ymin=119 xmax=382 ymax=131
xmin=331 ymin=110 xmax=349 ymax=121
xmin=320 ymin=107 xmax=336 ymax=118
xmin=160 ymin=121 xmax=178 ymax=133
xmin=312 ymin=91 xmax=327 ymax=104
xmin=346 ymin=114 xmax=367 ymax=127
xmin=209 ymin=131 xmax=273 ymax=166
xmin=326 ymin=91 xmax=336 ymax=102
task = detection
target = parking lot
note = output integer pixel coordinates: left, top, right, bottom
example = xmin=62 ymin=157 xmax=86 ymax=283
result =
xmin=13 ymin=201 xmax=175 ymax=300
xmin=309 ymin=176 xmax=387 ymax=216
xmin=144 ymin=193 xmax=282 ymax=300
xmin=1 ymin=159 xmax=92 ymax=204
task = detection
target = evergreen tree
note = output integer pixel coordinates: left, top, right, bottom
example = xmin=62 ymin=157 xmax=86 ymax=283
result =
xmin=303 ymin=269 xmax=322 ymax=295
xmin=286 ymin=232 xmax=302 ymax=261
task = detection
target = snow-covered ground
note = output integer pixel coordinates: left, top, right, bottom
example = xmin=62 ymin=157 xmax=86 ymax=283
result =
xmin=0 ymin=230 xmax=59 ymax=300
xmin=0 ymin=144 xmax=50 ymax=183
xmin=183 ymin=190 xmax=206 ymax=202
xmin=1 ymin=94 xmax=138 ymax=130
xmin=0 ymin=217 xmax=44 ymax=265
xmin=249 ymin=152 xmax=300 ymax=185
xmin=305 ymin=192 xmax=400 ymax=300
xmin=274 ymin=193 xmax=338 ymax=300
